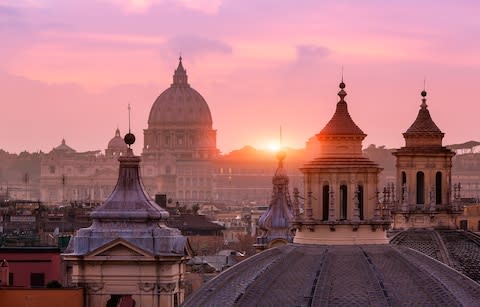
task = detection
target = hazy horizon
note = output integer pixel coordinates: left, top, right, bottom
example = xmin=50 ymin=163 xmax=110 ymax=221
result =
xmin=2 ymin=0 xmax=479 ymax=154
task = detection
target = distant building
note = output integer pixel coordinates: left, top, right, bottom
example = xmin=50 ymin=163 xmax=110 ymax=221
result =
xmin=141 ymin=57 xmax=219 ymax=203
xmin=0 ymin=247 xmax=62 ymax=287
xmin=39 ymin=137 xmax=119 ymax=204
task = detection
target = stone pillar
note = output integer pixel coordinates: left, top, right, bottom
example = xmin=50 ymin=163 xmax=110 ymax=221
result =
xmin=305 ymin=175 xmax=313 ymax=220
xmin=159 ymin=282 xmax=176 ymax=307
xmin=352 ymin=186 xmax=360 ymax=222
xmin=328 ymin=187 xmax=336 ymax=222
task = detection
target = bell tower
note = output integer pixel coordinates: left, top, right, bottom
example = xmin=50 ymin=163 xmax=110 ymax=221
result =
xmin=293 ymin=80 xmax=390 ymax=245
xmin=392 ymin=89 xmax=460 ymax=229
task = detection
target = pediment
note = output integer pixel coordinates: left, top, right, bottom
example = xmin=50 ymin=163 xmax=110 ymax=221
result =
xmin=86 ymin=238 xmax=153 ymax=258
xmin=97 ymin=244 xmax=143 ymax=257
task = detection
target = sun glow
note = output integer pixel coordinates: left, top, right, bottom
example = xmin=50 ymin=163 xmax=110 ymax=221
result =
xmin=267 ymin=142 xmax=281 ymax=152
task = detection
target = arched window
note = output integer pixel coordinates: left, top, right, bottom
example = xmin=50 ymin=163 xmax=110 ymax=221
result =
xmin=358 ymin=185 xmax=364 ymax=220
xmin=436 ymin=172 xmax=442 ymax=205
xmin=416 ymin=171 xmax=425 ymax=204
xmin=339 ymin=185 xmax=347 ymax=220
xmin=401 ymin=171 xmax=407 ymax=201
xmin=322 ymin=184 xmax=329 ymax=221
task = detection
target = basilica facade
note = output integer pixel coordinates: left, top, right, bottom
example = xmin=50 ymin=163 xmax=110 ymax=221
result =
xmin=39 ymin=58 xmax=219 ymax=205
xmin=141 ymin=57 xmax=219 ymax=204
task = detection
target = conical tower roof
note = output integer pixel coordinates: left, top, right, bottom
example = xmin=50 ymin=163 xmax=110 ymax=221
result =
xmin=318 ymin=82 xmax=365 ymax=136
xmin=404 ymin=90 xmax=444 ymax=136
xmin=400 ymin=90 xmax=447 ymax=149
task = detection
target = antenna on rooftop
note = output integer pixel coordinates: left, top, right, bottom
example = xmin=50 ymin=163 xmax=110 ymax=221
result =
xmin=128 ymin=103 xmax=131 ymax=133
xmin=124 ymin=103 xmax=136 ymax=149
xmin=280 ymin=126 xmax=283 ymax=148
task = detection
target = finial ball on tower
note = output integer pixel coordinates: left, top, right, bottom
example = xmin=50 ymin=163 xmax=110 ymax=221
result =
xmin=276 ymin=150 xmax=286 ymax=162
xmin=124 ymin=133 xmax=136 ymax=146
xmin=339 ymin=82 xmax=346 ymax=89
xmin=421 ymin=90 xmax=427 ymax=97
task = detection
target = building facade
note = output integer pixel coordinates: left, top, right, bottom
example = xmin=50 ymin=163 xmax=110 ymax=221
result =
xmin=39 ymin=135 xmax=123 ymax=205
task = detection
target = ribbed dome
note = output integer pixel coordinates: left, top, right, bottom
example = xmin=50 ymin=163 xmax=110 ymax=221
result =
xmin=183 ymin=244 xmax=480 ymax=307
xmin=107 ymin=128 xmax=127 ymax=150
xmin=148 ymin=57 xmax=213 ymax=127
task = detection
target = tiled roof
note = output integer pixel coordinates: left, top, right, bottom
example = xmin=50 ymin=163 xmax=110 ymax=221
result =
xmin=404 ymin=92 xmax=443 ymax=135
xmin=318 ymin=84 xmax=365 ymax=136
xmin=405 ymin=108 xmax=443 ymax=134
xmin=319 ymin=101 xmax=365 ymax=136
xmin=391 ymin=229 xmax=480 ymax=283
xmin=166 ymin=214 xmax=225 ymax=231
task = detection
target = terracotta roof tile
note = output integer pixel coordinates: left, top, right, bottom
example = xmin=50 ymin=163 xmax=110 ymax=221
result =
xmin=318 ymin=85 xmax=365 ymax=136
xmin=405 ymin=108 xmax=443 ymax=134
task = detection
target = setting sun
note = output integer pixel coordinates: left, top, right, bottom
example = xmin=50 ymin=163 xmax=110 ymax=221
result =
xmin=267 ymin=142 xmax=281 ymax=152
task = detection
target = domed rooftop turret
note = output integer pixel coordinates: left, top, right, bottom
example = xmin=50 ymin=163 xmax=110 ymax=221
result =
xmin=255 ymin=150 xmax=294 ymax=251
xmin=106 ymin=128 xmax=128 ymax=157
xmin=65 ymin=133 xmax=187 ymax=256
xmin=107 ymin=128 xmax=127 ymax=150
xmin=147 ymin=57 xmax=213 ymax=128
xmin=51 ymin=139 xmax=75 ymax=154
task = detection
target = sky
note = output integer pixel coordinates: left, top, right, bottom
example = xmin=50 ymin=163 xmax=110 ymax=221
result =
xmin=1 ymin=0 xmax=480 ymax=154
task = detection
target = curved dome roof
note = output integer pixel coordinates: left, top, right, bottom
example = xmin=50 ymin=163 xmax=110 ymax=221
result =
xmin=107 ymin=128 xmax=127 ymax=150
xmin=183 ymin=244 xmax=480 ymax=306
xmin=148 ymin=57 xmax=213 ymax=127
xmin=52 ymin=139 xmax=75 ymax=153
xmin=391 ymin=229 xmax=480 ymax=283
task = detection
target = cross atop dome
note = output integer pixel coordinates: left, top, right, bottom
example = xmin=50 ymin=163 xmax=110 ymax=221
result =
xmin=172 ymin=56 xmax=189 ymax=87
